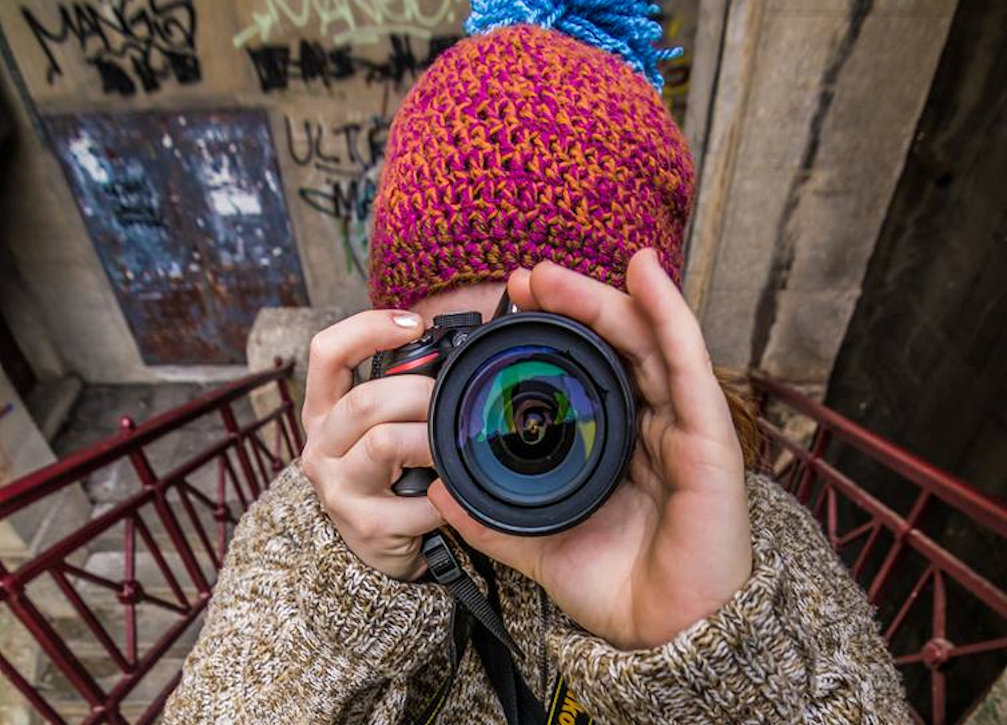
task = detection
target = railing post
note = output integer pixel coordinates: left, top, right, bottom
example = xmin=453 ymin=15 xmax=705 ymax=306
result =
xmin=122 ymin=418 xmax=210 ymax=595
xmin=272 ymin=418 xmax=284 ymax=474
xmin=215 ymin=457 xmax=230 ymax=560
xmin=795 ymin=427 xmax=831 ymax=505
xmin=931 ymin=569 xmax=948 ymax=725
xmin=122 ymin=516 xmax=138 ymax=669
xmin=275 ymin=356 xmax=304 ymax=454
xmin=1 ymin=564 xmax=106 ymax=712
xmin=219 ymin=403 xmax=262 ymax=498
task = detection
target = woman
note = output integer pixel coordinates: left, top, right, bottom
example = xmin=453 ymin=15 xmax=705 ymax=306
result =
xmin=164 ymin=4 xmax=910 ymax=722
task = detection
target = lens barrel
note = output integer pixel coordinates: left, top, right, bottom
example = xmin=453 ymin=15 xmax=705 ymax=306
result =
xmin=429 ymin=312 xmax=635 ymax=535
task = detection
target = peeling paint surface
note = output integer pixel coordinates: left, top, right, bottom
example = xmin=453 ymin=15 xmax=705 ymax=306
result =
xmin=46 ymin=110 xmax=308 ymax=365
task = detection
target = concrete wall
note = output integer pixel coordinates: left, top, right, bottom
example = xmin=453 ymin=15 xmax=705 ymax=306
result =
xmin=0 ymin=0 xmax=468 ymax=383
xmin=828 ymin=0 xmax=1007 ymax=496
xmin=685 ymin=0 xmax=957 ymax=387
xmin=0 ymin=365 xmax=90 ymax=566
xmin=0 ymin=1 xmax=700 ymax=385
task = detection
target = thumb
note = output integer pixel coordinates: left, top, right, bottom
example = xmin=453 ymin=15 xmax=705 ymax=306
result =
xmin=427 ymin=480 xmax=538 ymax=576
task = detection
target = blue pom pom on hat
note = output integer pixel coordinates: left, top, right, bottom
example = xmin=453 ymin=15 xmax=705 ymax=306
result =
xmin=465 ymin=0 xmax=684 ymax=92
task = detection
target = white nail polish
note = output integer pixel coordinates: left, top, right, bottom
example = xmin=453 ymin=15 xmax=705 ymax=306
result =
xmin=393 ymin=313 xmax=420 ymax=329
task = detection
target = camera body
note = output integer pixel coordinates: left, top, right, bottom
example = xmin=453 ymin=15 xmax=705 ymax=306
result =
xmin=371 ymin=310 xmax=485 ymax=384
xmin=372 ymin=300 xmax=636 ymax=536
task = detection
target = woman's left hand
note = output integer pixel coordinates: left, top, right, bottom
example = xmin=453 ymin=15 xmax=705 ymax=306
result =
xmin=427 ymin=248 xmax=753 ymax=650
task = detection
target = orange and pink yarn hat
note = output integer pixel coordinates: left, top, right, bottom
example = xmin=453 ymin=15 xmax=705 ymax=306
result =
xmin=368 ymin=1 xmax=695 ymax=309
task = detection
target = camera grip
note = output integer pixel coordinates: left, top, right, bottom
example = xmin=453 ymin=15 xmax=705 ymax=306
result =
xmin=392 ymin=467 xmax=438 ymax=496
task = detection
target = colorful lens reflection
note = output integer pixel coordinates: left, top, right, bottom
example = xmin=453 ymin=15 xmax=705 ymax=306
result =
xmin=457 ymin=346 xmax=602 ymax=505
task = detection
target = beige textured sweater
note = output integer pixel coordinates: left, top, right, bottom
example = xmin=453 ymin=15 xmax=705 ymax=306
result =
xmin=163 ymin=462 xmax=911 ymax=724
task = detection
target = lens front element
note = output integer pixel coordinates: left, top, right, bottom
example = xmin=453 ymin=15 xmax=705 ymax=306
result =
xmin=429 ymin=313 xmax=635 ymax=535
xmin=457 ymin=347 xmax=603 ymax=506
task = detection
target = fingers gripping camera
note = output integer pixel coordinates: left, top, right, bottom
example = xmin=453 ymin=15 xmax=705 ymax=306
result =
xmin=371 ymin=297 xmax=636 ymax=536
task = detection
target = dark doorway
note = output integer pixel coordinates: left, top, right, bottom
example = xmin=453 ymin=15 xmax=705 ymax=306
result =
xmin=0 ymin=311 xmax=35 ymax=398
xmin=825 ymin=0 xmax=1007 ymax=719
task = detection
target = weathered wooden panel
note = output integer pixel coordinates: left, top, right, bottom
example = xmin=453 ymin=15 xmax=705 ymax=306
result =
xmin=46 ymin=109 xmax=307 ymax=365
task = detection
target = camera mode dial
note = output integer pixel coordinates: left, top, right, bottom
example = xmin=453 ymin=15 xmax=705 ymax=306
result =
xmin=433 ymin=312 xmax=483 ymax=329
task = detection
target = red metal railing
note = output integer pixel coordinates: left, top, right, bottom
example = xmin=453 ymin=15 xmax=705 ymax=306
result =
xmin=752 ymin=373 xmax=1007 ymax=725
xmin=0 ymin=359 xmax=301 ymax=724
xmin=2 ymin=365 xmax=1002 ymax=722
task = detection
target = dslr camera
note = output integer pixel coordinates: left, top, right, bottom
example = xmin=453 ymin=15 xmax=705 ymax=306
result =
xmin=371 ymin=295 xmax=635 ymax=536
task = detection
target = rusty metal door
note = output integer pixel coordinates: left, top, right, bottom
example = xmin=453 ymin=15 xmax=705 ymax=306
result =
xmin=46 ymin=110 xmax=307 ymax=365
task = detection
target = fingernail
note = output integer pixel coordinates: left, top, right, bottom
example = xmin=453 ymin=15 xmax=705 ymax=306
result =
xmin=392 ymin=313 xmax=421 ymax=329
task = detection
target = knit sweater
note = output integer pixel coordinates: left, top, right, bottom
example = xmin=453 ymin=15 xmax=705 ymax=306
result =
xmin=163 ymin=461 xmax=911 ymax=724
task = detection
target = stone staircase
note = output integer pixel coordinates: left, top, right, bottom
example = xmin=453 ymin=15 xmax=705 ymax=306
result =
xmin=19 ymin=483 xmax=243 ymax=722
xmin=30 ymin=551 xmax=208 ymax=722
xmin=1 ymin=383 xmax=261 ymax=724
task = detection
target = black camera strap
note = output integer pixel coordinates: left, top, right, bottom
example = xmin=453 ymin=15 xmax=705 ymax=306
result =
xmin=408 ymin=597 xmax=471 ymax=725
xmin=421 ymin=532 xmax=523 ymax=656
xmin=418 ymin=531 xmax=544 ymax=725
xmin=409 ymin=532 xmax=593 ymax=724
xmin=466 ymin=542 xmax=545 ymax=725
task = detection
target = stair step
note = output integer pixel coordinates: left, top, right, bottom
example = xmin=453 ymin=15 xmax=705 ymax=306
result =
xmin=69 ymin=549 xmax=216 ymax=600
xmin=88 ymin=494 xmax=251 ymax=558
xmin=47 ymin=594 xmax=208 ymax=655
xmin=35 ymin=653 xmax=190 ymax=720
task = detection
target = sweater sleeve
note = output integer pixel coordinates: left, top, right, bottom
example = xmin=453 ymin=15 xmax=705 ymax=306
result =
xmin=547 ymin=472 xmax=912 ymax=724
xmin=162 ymin=461 xmax=454 ymax=725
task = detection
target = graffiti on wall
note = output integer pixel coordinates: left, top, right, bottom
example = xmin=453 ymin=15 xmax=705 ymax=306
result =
xmin=233 ymin=0 xmax=463 ymax=47
xmin=247 ymin=33 xmax=457 ymax=93
xmin=228 ymin=1 xmax=464 ymax=280
xmin=20 ymin=0 xmax=199 ymax=96
xmin=237 ymin=1 xmax=463 ymax=279
xmin=285 ymin=113 xmax=390 ymax=276
xmin=47 ymin=110 xmax=308 ymax=364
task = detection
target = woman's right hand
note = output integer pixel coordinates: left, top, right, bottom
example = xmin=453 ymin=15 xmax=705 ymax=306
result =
xmin=299 ymin=310 xmax=445 ymax=582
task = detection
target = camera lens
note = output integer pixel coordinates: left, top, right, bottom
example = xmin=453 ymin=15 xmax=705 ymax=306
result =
xmin=429 ymin=312 xmax=635 ymax=535
xmin=457 ymin=347 xmax=602 ymax=505
xmin=495 ymin=381 xmax=575 ymax=471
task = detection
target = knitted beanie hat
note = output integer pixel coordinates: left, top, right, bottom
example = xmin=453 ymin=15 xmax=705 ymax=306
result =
xmin=367 ymin=1 xmax=695 ymax=309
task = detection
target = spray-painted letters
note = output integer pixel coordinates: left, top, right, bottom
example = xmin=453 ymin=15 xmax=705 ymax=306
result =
xmin=233 ymin=0 xmax=463 ymax=48
xmin=285 ymin=114 xmax=391 ymax=276
xmin=21 ymin=0 xmax=199 ymax=96
xmin=248 ymin=33 xmax=455 ymax=92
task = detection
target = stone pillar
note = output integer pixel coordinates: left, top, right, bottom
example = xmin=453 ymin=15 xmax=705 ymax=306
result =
xmin=246 ymin=306 xmax=361 ymax=459
xmin=684 ymin=0 xmax=958 ymax=387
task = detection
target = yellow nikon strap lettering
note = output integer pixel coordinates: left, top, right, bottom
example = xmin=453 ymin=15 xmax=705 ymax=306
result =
xmin=411 ymin=671 xmax=594 ymax=725
xmin=546 ymin=674 xmax=593 ymax=725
